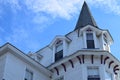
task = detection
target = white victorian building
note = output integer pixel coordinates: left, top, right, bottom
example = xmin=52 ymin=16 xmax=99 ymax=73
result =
xmin=0 ymin=1 xmax=120 ymax=80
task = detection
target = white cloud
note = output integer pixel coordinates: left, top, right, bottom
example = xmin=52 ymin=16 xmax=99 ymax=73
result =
xmin=1 ymin=0 xmax=120 ymax=40
xmin=1 ymin=0 xmax=120 ymax=53
xmin=1 ymin=0 xmax=120 ymax=19
xmin=1 ymin=0 xmax=120 ymax=36
xmin=1 ymin=0 xmax=120 ymax=22
xmin=87 ymin=0 xmax=120 ymax=15
xmin=0 ymin=0 xmax=21 ymax=13
xmin=32 ymin=15 xmax=50 ymax=32
xmin=6 ymin=27 xmax=28 ymax=43
xmin=25 ymin=0 xmax=84 ymax=20
xmin=0 ymin=0 xmax=120 ymax=54
xmin=33 ymin=14 xmax=49 ymax=24
xmin=24 ymin=0 xmax=120 ymax=20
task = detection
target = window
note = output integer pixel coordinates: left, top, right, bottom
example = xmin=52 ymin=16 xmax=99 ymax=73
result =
xmin=103 ymin=34 xmax=107 ymax=44
xmin=36 ymin=54 xmax=42 ymax=62
xmin=55 ymin=76 xmax=64 ymax=80
xmin=103 ymin=34 xmax=109 ymax=51
xmin=55 ymin=40 xmax=63 ymax=62
xmin=24 ymin=69 xmax=33 ymax=80
xmin=86 ymin=33 xmax=95 ymax=49
xmin=87 ymin=67 xmax=100 ymax=80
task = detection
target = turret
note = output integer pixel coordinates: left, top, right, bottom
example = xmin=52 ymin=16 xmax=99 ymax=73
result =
xmin=72 ymin=1 xmax=113 ymax=52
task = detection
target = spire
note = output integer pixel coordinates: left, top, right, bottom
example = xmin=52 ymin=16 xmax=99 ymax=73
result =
xmin=74 ymin=1 xmax=98 ymax=30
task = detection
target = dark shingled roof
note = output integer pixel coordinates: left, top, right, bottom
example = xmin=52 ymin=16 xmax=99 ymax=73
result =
xmin=74 ymin=1 xmax=98 ymax=30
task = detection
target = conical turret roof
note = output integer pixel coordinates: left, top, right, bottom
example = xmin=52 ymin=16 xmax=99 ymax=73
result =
xmin=74 ymin=2 xmax=98 ymax=30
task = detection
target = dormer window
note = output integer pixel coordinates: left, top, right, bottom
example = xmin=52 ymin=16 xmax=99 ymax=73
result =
xmin=86 ymin=33 xmax=95 ymax=49
xmin=55 ymin=40 xmax=63 ymax=62
xmin=103 ymin=34 xmax=109 ymax=51
xmin=103 ymin=34 xmax=108 ymax=44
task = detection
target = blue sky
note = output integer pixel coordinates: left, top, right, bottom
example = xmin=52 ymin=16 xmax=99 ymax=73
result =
xmin=0 ymin=0 xmax=120 ymax=60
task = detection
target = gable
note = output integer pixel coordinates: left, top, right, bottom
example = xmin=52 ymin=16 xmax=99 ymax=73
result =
xmin=0 ymin=43 xmax=52 ymax=76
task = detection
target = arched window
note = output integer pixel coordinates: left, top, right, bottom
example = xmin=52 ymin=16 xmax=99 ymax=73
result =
xmin=55 ymin=40 xmax=63 ymax=62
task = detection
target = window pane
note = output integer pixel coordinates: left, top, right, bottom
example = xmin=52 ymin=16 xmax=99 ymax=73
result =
xmin=86 ymin=33 xmax=95 ymax=49
xmin=55 ymin=50 xmax=63 ymax=61
xmin=56 ymin=43 xmax=63 ymax=52
xmin=87 ymin=67 xmax=100 ymax=80
xmin=87 ymin=40 xmax=95 ymax=49
xmin=25 ymin=69 xmax=33 ymax=80
xmin=104 ymin=37 xmax=107 ymax=44
xmin=88 ymin=67 xmax=99 ymax=76
xmin=87 ymin=33 xmax=93 ymax=40
xmin=55 ymin=40 xmax=63 ymax=62
xmin=88 ymin=78 xmax=100 ymax=80
xmin=55 ymin=76 xmax=64 ymax=80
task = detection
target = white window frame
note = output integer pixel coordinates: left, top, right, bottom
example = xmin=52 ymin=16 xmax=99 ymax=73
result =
xmin=55 ymin=41 xmax=63 ymax=53
xmin=54 ymin=40 xmax=63 ymax=62
xmin=55 ymin=76 xmax=64 ymax=80
xmin=87 ymin=66 xmax=100 ymax=80
xmin=86 ymin=32 xmax=95 ymax=49
xmin=25 ymin=69 xmax=33 ymax=80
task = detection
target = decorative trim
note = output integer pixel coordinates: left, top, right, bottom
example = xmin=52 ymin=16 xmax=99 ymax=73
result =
xmin=61 ymin=63 xmax=66 ymax=72
xmin=113 ymin=65 xmax=119 ymax=75
xmin=82 ymin=55 xmax=85 ymax=64
xmin=76 ymin=56 xmax=82 ymax=64
xmin=104 ymin=56 xmax=109 ymax=64
xmin=54 ymin=67 xmax=59 ymax=75
xmin=114 ymin=68 xmax=119 ymax=72
xmin=108 ymin=61 xmax=114 ymax=68
xmin=91 ymin=55 xmax=94 ymax=64
xmin=86 ymin=28 xmax=92 ymax=32
xmin=69 ymin=60 xmax=74 ymax=68
xmin=114 ymin=68 xmax=119 ymax=75
xmin=114 ymin=72 xmax=117 ymax=75
xmin=114 ymin=65 xmax=119 ymax=70
xmin=101 ymin=55 xmax=103 ymax=64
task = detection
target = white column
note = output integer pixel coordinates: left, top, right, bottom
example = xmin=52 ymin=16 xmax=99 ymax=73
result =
xmin=63 ymin=40 xmax=66 ymax=57
xmin=83 ymin=32 xmax=87 ymax=48
xmin=108 ymin=45 xmax=111 ymax=52
xmin=101 ymin=32 xmax=105 ymax=50
xmin=93 ymin=31 xmax=97 ymax=48
xmin=81 ymin=65 xmax=87 ymax=80
xmin=52 ymin=45 xmax=55 ymax=62
xmin=99 ymin=65 xmax=105 ymax=80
